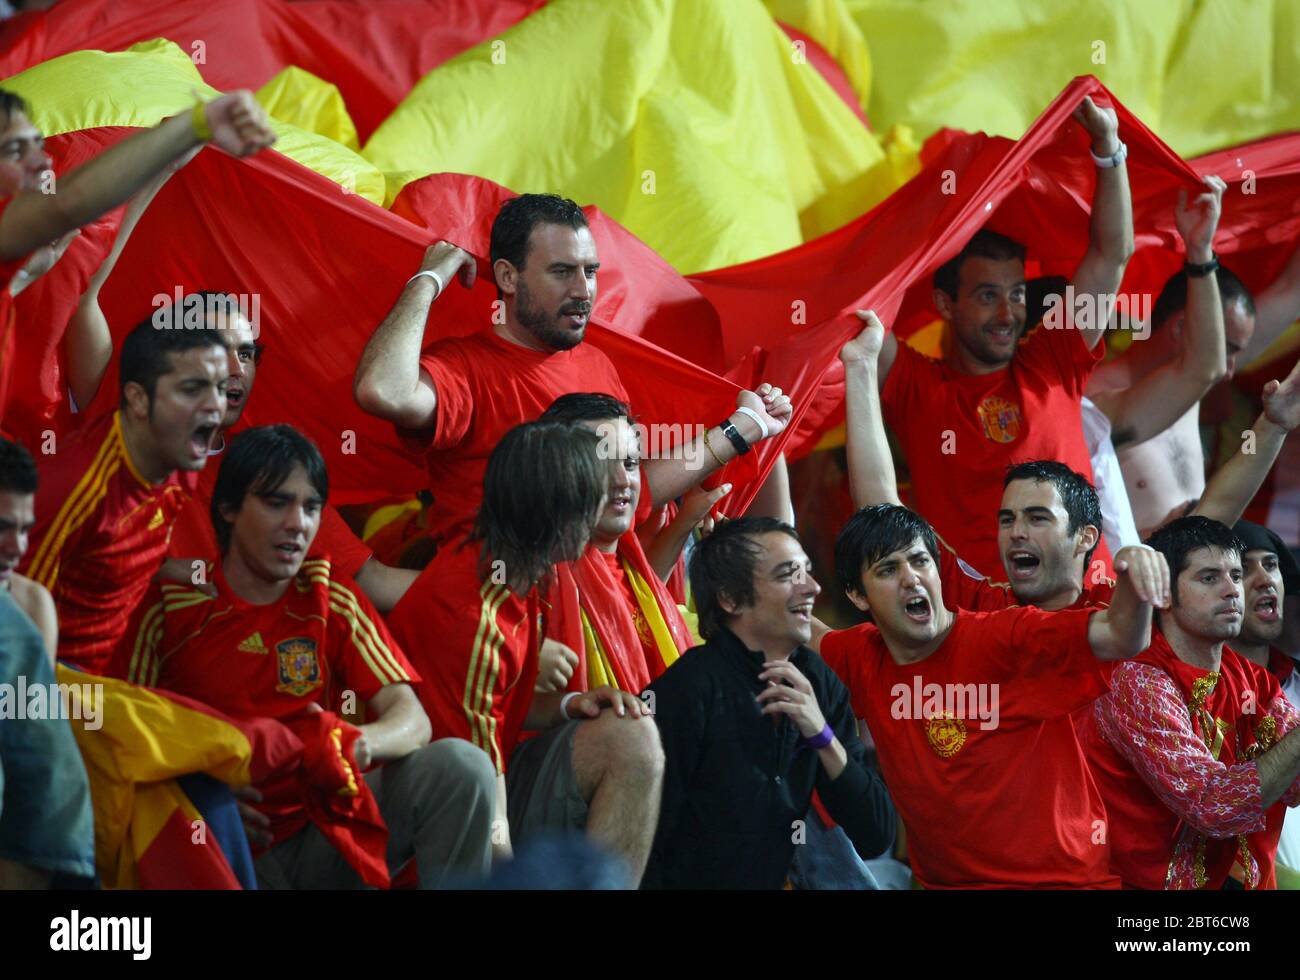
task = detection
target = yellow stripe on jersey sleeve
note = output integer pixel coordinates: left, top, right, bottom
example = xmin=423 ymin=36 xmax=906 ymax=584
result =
xmin=127 ymin=601 xmax=167 ymax=686
xmin=28 ymin=418 xmax=122 ymax=588
xmin=465 ymin=582 xmax=509 ymax=773
xmin=325 ymin=580 xmax=410 ymax=685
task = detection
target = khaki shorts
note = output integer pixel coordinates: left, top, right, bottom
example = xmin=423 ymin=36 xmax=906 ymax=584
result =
xmin=506 ymin=720 xmax=588 ymax=844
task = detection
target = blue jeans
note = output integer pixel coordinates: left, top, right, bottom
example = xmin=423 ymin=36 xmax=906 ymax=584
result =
xmin=788 ymin=805 xmax=912 ymax=890
xmin=0 ymin=594 xmax=95 ymax=881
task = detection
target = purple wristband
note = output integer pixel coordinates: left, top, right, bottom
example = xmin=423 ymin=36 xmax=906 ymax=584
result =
xmin=799 ymin=724 xmax=834 ymax=751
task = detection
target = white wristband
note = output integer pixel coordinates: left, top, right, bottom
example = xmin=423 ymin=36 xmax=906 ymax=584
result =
xmin=406 ymin=269 xmax=445 ymax=298
xmin=559 ymin=692 xmax=581 ymax=721
xmin=1090 ymin=140 xmax=1127 ymax=169
xmin=733 ymin=406 xmax=770 ymax=441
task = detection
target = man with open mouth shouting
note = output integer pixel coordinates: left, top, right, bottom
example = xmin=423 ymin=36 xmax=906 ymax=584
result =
xmin=809 ymin=502 xmax=1166 ymax=889
xmin=20 ymin=317 xmax=227 ymax=674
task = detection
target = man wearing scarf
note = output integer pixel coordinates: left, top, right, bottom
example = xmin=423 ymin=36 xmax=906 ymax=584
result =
xmin=1087 ymin=517 xmax=1300 ymax=888
xmin=539 ymin=393 xmax=696 ymax=694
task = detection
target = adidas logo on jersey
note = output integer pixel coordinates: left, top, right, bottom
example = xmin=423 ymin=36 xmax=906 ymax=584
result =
xmin=238 ymin=632 xmax=269 ymax=654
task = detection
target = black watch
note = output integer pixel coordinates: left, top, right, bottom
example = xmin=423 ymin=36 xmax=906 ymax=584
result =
xmin=1185 ymin=252 xmax=1219 ymax=279
xmin=719 ymin=418 xmax=751 ymax=456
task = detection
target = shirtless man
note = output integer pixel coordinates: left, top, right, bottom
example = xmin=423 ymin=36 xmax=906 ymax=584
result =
xmin=1090 ymin=208 xmax=1300 ymax=538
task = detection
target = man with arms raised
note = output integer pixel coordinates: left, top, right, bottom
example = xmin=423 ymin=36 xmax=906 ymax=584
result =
xmin=871 ymin=98 xmax=1133 ymax=575
xmin=21 ymin=320 xmax=227 ymax=673
xmin=118 ymin=425 xmax=496 ymax=888
xmin=386 ymin=420 xmax=663 ymax=885
xmin=842 ymin=311 xmax=1300 ymax=615
xmin=1088 ymin=517 xmax=1300 ymax=889
xmin=354 ymin=193 xmax=791 ymax=556
xmin=812 ymin=503 xmax=1164 ymax=888
xmin=0 ymin=86 xmax=273 ymax=424
xmin=643 ymin=517 xmax=894 ymax=889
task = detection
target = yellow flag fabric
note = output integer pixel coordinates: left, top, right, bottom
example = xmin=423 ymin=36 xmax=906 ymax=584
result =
xmin=362 ymin=0 xmax=913 ymax=272
xmin=847 ymin=0 xmax=1300 ymax=157
xmin=58 ymin=666 xmax=256 ymax=888
xmin=2 ymin=41 xmax=386 ymax=204
xmin=764 ymin=0 xmax=873 ymax=111
xmin=257 ymin=65 xmax=361 ymax=152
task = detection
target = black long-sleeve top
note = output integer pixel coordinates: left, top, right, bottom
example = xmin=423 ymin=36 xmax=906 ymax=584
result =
xmin=641 ymin=627 xmax=895 ymax=889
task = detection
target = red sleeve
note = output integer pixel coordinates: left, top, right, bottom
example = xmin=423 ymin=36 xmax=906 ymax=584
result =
xmin=1017 ymin=324 xmax=1104 ymax=398
xmin=936 ymin=535 xmax=1013 ymax=612
xmin=879 ymin=338 xmax=926 ymax=420
xmin=326 ymin=574 xmax=421 ymax=704
xmin=819 ymin=625 xmax=874 ymax=720
xmin=0 ymin=198 xmax=28 ymax=290
xmin=108 ymin=579 xmax=166 ymax=682
xmin=983 ymin=606 xmax=1111 ymax=715
xmin=417 ymin=344 xmax=474 ymax=451
xmin=1095 ymin=662 xmax=1268 ymax=837
xmin=315 ymin=505 xmax=373 ymax=580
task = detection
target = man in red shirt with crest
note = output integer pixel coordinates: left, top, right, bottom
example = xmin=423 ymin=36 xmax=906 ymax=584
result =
xmin=870 ymin=97 xmax=1133 ymax=577
xmin=115 ymin=424 xmax=495 ymax=888
xmin=810 ymin=502 xmax=1166 ymax=888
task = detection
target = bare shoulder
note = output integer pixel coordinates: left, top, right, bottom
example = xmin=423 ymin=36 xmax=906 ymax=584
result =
xmin=8 ymin=574 xmax=57 ymax=650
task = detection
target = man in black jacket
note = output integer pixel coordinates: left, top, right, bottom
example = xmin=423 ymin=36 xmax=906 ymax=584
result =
xmin=641 ymin=517 xmax=894 ymax=888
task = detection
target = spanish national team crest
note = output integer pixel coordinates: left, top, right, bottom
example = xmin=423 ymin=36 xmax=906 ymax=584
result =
xmin=976 ymin=395 xmax=1022 ymax=444
xmin=925 ymin=712 xmax=968 ymax=758
xmin=276 ymin=637 xmax=322 ymax=697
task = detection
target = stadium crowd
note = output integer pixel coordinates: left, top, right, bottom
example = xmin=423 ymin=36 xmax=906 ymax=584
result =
xmin=3 ymin=79 xmax=1300 ymax=892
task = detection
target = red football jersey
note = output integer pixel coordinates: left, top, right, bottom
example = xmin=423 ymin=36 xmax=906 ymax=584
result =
xmin=413 ymin=328 xmax=640 ymax=550
xmin=936 ymin=536 xmax=1115 ymax=612
xmin=116 ymin=555 xmax=419 ymax=844
xmin=22 ymin=410 xmax=197 ymax=673
xmin=386 ymin=537 xmax=540 ymax=774
xmin=820 ymin=606 xmax=1119 ymax=889
xmin=882 ymin=326 xmax=1107 ymax=579
xmin=167 ymin=430 xmax=373 ymax=578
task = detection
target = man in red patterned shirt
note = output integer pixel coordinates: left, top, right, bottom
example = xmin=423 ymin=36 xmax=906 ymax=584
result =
xmin=21 ymin=318 xmax=229 ymax=673
xmin=115 ymin=424 xmax=495 ymax=888
xmin=1086 ymin=517 xmax=1300 ymax=889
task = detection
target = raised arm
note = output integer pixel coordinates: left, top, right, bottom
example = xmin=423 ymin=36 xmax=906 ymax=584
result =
xmin=1069 ymin=96 xmax=1135 ymax=351
xmin=63 ymin=152 xmax=196 ymax=410
xmin=842 ymin=310 xmax=902 ymax=508
xmin=0 ymin=92 xmax=273 ymax=262
xmin=1242 ymin=241 xmax=1300 ymax=366
xmin=1091 ymin=177 xmax=1228 ymax=449
xmin=640 ymin=382 xmax=791 ymax=505
xmin=1086 ymin=545 xmax=1167 ymax=660
xmin=353 ymin=241 xmax=475 ymax=431
xmin=1194 ymin=356 xmax=1300 ymax=526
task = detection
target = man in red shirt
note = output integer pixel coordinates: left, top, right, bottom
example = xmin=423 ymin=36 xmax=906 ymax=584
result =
xmin=353 ymin=193 xmax=792 ymax=554
xmin=94 ymin=291 xmax=418 ymax=612
xmin=1087 ymin=517 xmax=1300 ymax=889
xmin=21 ymin=318 xmax=229 ymax=673
xmin=871 ymin=98 xmax=1132 ymax=576
xmin=116 ymin=424 xmax=495 ymax=888
xmin=538 ymin=392 xmax=696 ymax=694
xmin=386 ymin=420 xmax=663 ymax=885
xmin=842 ymin=312 xmax=1300 ymax=615
xmin=811 ymin=502 xmax=1165 ymax=888
xmin=0 ymin=86 xmax=274 ymax=428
